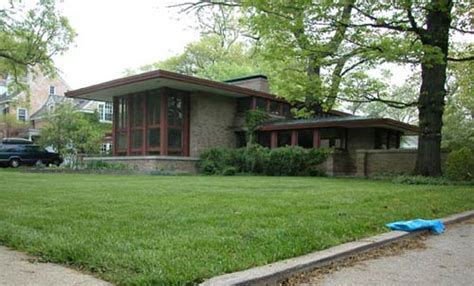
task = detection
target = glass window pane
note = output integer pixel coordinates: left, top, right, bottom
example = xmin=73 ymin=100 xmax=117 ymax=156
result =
xmin=270 ymin=101 xmax=280 ymax=115
xmin=147 ymin=128 xmax=160 ymax=148
xmin=256 ymin=98 xmax=267 ymax=111
xmin=257 ymin=132 xmax=271 ymax=148
xmin=117 ymin=132 xmax=127 ymax=150
xmin=131 ymin=97 xmax=144 ymax=127
xmin=168 ymin=94 xmax=183 ymax=126
xmin=277 ymin=131 xmax=292 ymax=147
xmin=168 ymin=128 xmax=182 ymax=148
xmin=132 ymin=129 xmax=143 ymax=150
xmin=298 ymin=130 xmax=313 ymax=148
xmin=147 ymin=93 xmax=161 ymax=125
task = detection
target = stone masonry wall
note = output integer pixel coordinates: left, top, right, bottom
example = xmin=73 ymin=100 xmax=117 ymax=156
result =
xmin=83 ymin=156 xmax=199 ymax=174
xmin=355 ymin=149 xmax=448 ymax=177
xmin=189 ymin=92 xmax=238 ymax=157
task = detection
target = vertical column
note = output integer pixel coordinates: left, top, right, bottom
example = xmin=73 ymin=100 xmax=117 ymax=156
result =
xmin=313 ymin=129 xmax=321 ymax=148
xmin=291 ymin=130 xmax=298 ymax=146
xmin=142 ymin=93 xmax=148 ymax=155
xmin=183 ymin=95 xmax=190 ymax=156
xmin=266 ymin=99 xmax=270 ymax=112
xmin=251 ymin=97 xmax=257 ymax=110
xmin=160 ymin=89 xmax=168 ymax=156
xmin=271 ymin=131 xmax=278 ymax=149
xmin=112 ymin=97 xmax=118 ymax=156
xmin=127 ymin=97 xmax=132 ymax=156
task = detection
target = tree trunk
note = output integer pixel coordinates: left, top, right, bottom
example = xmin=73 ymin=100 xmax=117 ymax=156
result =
xmin=415 ymin=0 xmax=452 ymax=176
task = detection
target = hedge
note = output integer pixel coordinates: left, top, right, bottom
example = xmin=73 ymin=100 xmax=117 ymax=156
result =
xmin=197 ymin=145 xmax=330 ymax=176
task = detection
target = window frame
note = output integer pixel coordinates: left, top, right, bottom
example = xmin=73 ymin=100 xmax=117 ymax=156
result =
xmin=17 ymin=108 xmax=28 ymax=122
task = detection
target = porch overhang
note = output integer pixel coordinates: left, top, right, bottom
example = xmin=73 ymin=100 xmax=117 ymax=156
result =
xmin=258 ymin=117 xmax=420 ymax=135
xmin=65 ymin=69 xmax=287 ymax=103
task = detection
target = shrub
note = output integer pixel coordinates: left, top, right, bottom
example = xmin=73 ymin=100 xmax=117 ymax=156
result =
xmin=83 ymin=160 xmax=127 ymax=171
xmin=391 ymin=175 xmax=451 ymax=185
xmin=222 ymin=166 xmax=238 ymax=176
xmin=198 ymin=146 xmax=330 ymax=176
xmin=445 ymin=147 xmax=474 ymax=181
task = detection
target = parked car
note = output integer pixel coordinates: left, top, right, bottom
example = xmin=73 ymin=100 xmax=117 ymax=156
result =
xmin=0 ymin=144 xmax=63 ymax=168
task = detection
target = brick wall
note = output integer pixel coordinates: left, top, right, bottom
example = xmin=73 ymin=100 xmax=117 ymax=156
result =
xmin=83 ymin=156 xmax=199 ymax=174
xmin=189 ymin=92 xmax=238 ymax=157
xmin=355 ymin=149 xmax=448 ymax=177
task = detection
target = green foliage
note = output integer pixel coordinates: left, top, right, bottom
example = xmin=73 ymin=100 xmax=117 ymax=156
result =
xmin=39 ymin=103 xmax=103 ymax=168
xmin=244 ymin=110 xmax=269 ymax=146
xmin=445 ymin=147 xmax=474 ymax=181
xmin=83 ymin=160 xmax=127 ymax=171
xmin=0 ymin=0 xmax=75 ymax=93
xmin=126 ymin=35 xmax=267 ymax=81
xmin=391 ymin=175 xmax=452 ymax=186
xmin=198 ymin=146 xmax=330 ymax=176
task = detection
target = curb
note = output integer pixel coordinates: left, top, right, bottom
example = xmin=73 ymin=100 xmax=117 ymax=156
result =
xmin=201 ymin=210 xmax=474 ymax=286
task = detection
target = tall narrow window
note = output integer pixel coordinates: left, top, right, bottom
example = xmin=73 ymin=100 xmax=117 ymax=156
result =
xmin=167 ymin=91 xmax=186 ymax=155
xmin=146 ymin=91 xmax=161 ymax=154
xmin=17 ymin=108 xmax=28 ymax=122
xmin=49 ymin=85 xmax=56 ymax=95
xmin=115 ymin=97 xmax=128 ymax=155
xmin=130 ymin=95 xmax=145 ymax=154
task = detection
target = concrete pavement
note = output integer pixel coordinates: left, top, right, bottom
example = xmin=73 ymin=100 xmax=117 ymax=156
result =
xmin=0 ymin=246 xmax=111 ymax=286
xmin=302 ymin=220 xmax=474 ymax=286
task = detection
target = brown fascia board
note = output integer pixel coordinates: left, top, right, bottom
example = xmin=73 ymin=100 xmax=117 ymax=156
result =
xmin=65 ymin=69 xmax=288 ymax=103
xmin=258 ymin=118 xmax=420 ymax=133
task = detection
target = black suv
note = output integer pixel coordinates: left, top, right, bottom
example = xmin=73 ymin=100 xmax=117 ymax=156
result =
xmin=0 ymin=144 xmax=63 ymax=168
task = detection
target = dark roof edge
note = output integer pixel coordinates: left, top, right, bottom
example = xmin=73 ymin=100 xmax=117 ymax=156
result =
xmin=65 ymin=70 xmax=287 ymax=103
xmin=224 ymin=74 xmax=268 ymax=83
xmin=258 ymin=118 xmax=419 ymax=133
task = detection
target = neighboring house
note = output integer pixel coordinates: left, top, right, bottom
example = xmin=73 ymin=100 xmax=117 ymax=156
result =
xmin=0 ymin=71 xmax=113 ymax=153
xmin=66 ymin=70 xmax=420 ymax=176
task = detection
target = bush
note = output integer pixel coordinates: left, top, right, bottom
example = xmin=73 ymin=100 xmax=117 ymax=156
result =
xmin=445 ymin=147 xmax=474 ymax=181
xmin=198 ymin=146 xmax=330 ymax=176
xmin=391 ymin=175 xmax=451 ymax=185
xmin=83 ymin=160 xmax=127 ymax=171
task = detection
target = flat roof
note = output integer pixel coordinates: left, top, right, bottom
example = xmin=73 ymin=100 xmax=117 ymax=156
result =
xmin=224 ymin=74 xmax=268 ymax=82
xmin=65 ymin=69 xmax=287 ymax=103
xmin=258 ymin=116 xmax=419 ymax=134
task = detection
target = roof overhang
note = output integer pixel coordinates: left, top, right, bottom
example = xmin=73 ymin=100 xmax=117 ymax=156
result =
xmin=258 ymin=118 xmax=420 ymax=135
xmin=65 ymin=70 xmax=287 ymax=103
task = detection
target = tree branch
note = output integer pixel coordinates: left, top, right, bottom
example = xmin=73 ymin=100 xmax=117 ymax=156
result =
xmin=447 ymin=55 xmax=474 ymax=62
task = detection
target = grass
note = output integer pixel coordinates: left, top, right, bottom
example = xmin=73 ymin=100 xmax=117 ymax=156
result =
xmin=0 ymin=170 xmax=473 ymax=285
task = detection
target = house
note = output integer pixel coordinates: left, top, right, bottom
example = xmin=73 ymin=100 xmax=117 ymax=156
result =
xmin=66 ymin=70 xmax=420 ymax=176
xmin=0 ymin=71 xmax=113 ymax=153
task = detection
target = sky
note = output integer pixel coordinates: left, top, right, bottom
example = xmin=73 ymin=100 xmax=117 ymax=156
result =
xmin=53 ymin=0 xmax=200 ymax=89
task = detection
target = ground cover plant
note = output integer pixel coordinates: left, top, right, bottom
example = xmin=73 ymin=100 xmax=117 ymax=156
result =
xmin=0 ymin=170 xmax=472 ymax=285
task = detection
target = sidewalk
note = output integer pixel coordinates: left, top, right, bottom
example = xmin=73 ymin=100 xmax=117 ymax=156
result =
xmin=301 ymin=219 xmax=474 ymax=286
xmin=0 ymin=246 xmax=111 ymax=286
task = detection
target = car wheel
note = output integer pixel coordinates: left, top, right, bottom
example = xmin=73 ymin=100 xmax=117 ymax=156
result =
xmin=9 ymin=159 xmax=20 ymax=168
xmin=52 ymin=159 xmax=61 ymax=167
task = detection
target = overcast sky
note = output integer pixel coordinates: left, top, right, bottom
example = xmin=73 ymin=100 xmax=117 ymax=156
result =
xmin=53 ymin=0 xmax=199 ymax=89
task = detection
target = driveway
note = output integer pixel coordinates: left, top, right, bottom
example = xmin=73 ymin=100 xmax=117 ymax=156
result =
xmin=0 ymin=246 xmax=111 ymax=286
xmin=299 ymin=219 xmax=474 ymax=286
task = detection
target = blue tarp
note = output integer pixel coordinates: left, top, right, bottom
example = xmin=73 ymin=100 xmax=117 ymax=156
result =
xmin=386 ymin=219 xmax=445 ymax=234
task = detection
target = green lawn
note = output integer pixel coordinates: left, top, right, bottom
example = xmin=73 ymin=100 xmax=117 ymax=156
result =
xmin=0 ymin=170 xmax=472 ymax=285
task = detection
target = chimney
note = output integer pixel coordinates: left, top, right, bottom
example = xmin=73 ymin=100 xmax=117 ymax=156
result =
xmin=224 ymin=75 xmax=269 ymax=93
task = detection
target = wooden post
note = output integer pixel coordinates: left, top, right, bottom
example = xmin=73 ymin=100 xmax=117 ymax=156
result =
xmin=251 ymin=97 xmax=257 ymax=110
xmin=271 ymin=131 xmax=278 ymax=149
xmin=127 ymin=97 xmax=132 ymax=156
xmin=143 ymin=93 xmax=148 ymax=155
xmin=112 ymin=97 xmax=118 ymax=156
xmin=160 ymin=89 xmax=168 ymax=156
xmin=183 ymin=94 xmax=190 ymax=156
xmin=313 ymin=129 xmax=320 ymax=148
xmin=291 ymin=130 xmax=298 ymax=146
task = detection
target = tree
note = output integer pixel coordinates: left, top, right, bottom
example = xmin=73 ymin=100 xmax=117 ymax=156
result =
xmin=39 ymin=103 xmax=103 ymax=168
xmin=0 ymin=0 xmax=75 ymax=92
xmin=181 ymin=1 xmax=473 ymax=176
xmin=126 ymin=35 xmax=265 ymax=81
